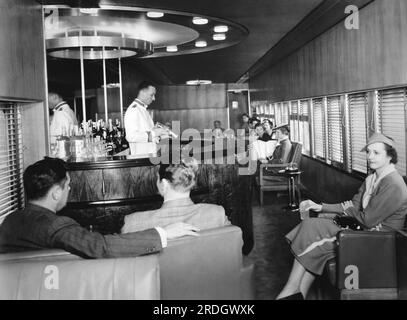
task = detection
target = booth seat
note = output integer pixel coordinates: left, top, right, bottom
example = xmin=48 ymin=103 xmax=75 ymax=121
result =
xmin=0 ymin=225 xmax=254 ymax=300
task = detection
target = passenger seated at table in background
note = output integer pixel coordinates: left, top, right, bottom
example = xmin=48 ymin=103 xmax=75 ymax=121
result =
xmin=212 ymin=120 xmax=225 ymax=138
xmin=122 ymin=158 xmax=231 ymax=233
xmin=0 ymin=158 xmax=199 ymax=258
xmin=240 ymin=113 xmax=250 ymax=135
xmin=276 ymin=133 xmax=407 ymax=300
xmin=258 ymin=125 xmax=292 ymax=165
xmin=248 ymin=117 xmax=260 ymax=136
xmin=262 ymin=119 xmax=275 ymax=140
xmin=254 ymin=123 xmax=272 ymax=142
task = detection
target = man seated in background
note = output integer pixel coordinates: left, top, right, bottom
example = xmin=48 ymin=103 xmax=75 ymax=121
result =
xmin=212 ymin=120 xmax=225 ymax=138
xmin=269 ymin=125 xmax=292 ymax=164
xmin=122 ymin=159 xmax=231 ymax=233
xmin=0 ymin=157 xmax=199 ymax=258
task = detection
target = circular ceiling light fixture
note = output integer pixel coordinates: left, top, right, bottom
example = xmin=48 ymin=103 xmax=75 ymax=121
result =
xmin=192 ymin=17 xmax=209 ymax=25
xmin=46 ymin=36 xmax=154 ymax=59
xmin=166 ymin=45 xmax=178 ymax=52
xmin=213 ymin=33 xmax=226 ymax=41
xmin=214 ymin=25 xmax=229 ymax=33
xmin=79 ymin=8 xmax=99 ymax=15
xmin=195 ymin=40 xmax=207 ymax=48
xmin=186 ymin=80 xmax=212 ymax=85
xmin=147 ymin=11 xmax=164 ymax=18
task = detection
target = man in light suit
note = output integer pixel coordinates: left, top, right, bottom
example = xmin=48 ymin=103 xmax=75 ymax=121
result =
xmin=122 ymin=160 xmax=231 ymax=233
xmin=0 ymin=158 xmax=199 ymax=258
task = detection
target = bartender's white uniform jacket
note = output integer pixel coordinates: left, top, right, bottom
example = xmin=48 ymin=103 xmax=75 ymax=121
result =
xmin=124 ymin=99 xmax=157 ymax=156
xmin=50 ymin=102 xmax=78 ymax=142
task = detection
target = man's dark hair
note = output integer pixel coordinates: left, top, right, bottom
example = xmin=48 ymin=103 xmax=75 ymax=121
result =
xmin=276 ymin=125 xmax=290 ymax=135
xmin=254 ymin=123 xmax=263 ymax=129
xmin=137 ymin=81 xmax=155 ymax=96
xmin=23 ymin=157 xmax=68 ymax=201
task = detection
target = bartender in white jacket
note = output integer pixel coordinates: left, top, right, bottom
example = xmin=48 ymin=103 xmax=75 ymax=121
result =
xmin=48 ymin=92 xmax=78 ymax=143
xmin=124 ymin=81 xmax=168 ymax=156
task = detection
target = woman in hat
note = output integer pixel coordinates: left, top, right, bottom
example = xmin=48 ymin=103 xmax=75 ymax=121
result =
xmin=276 ymin=133 xmax=407 ymax=300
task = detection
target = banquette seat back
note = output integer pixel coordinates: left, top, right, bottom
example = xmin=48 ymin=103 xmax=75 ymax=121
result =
xmin=0 ymin=225 xmax=254 ymax=300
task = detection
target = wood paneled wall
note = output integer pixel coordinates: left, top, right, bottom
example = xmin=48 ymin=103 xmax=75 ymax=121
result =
xmin=0 ymin=0 xmax=45 ymax=101
xmin=301 ymin=156 xmax=363 ymax=203
xmin=154 ymin=84 xmax=227 ymax=110
xmin=151 ymin=84 xmax=228 ymax=132
xmin=152 ymin=108 xmax=228 ymax=133
xmin=250 ymin=0 xmax=407 ymax=102
xmin=21 ymin=102 xmax=47 ymax=168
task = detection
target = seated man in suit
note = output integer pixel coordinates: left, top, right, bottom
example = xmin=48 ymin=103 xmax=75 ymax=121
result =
xmin=0 ymin=157 xmax=199 ymax=258
xmin=269 ymin=125 xmax=292 ymax=164
xmin=122 ymin=158 xmax=231 ymax=233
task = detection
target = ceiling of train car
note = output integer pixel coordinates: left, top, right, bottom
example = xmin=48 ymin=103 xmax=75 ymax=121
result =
xmin=39 ymin=0 xmax=372 ymax=88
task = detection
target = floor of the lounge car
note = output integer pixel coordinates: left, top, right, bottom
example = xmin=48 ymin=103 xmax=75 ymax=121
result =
xmin=248 ymin=190 xmax=338 ymax=300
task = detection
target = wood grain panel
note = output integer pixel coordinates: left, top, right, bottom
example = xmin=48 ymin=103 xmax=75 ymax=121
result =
xmin=21 ymin=102 xmax=47 ymax=168
xmin=250 ymin=0 xmax=407 ymax=102
xmin=0 ymin=0 xmax=44 ymax=100
xmin=67 ymin=170 xmax=104 ymax=202
xmin=155 ymin=84 xmax=227 ymax=110
xmin=301 ymin=156 xmax=363 ymax=203
xmin=103 ymin=166 xmax=159 ymax=200
xmin=153 ymin=108 xmax=228 ymax=132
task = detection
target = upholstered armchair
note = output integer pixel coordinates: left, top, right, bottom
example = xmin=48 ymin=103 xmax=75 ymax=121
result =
xmin=256 ymin=142 xmax=302 ymax=205
xmin=324 ymin=229 xmax=398 ymax=300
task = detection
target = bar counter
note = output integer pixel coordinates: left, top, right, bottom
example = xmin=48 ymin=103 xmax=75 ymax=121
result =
xmin=60 ymin=138 xmax=254 ymax=255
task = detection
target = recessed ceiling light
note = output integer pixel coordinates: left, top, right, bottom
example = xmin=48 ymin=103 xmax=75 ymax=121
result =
xmin=213 ymin=33 xmax=226 ymax=41
xmin=147 ymin=11 xmax=164 ymax=18
xmin=186 ymin=80 xmax=212 ymax=85
xmin=79 ymin=8 xmax=98 ymax=15
xmin=166 ymin=45 xmax=178 ymax=52
xmin=214 ymin=25 xmax=229 ymax=33
xmin=192 ymin=17 xmax=209 ymax=25
xmin=195 ymin=40 xmax=207 ymax=48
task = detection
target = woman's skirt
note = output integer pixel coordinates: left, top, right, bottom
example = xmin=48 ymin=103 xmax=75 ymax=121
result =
xmin=286 ymin=218 xmax=342 ymax=275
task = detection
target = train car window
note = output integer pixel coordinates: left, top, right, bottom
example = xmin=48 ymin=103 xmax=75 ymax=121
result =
xmin=347 ymin=92 xmax=369 ymax=174
xmin=327 ymin=96 xmax=344 ymax=168
xmin=0 ymin=104 xmax=24 ymax=223
xmin=300 ymin=99 xmax=311 ymax=156
xmin=290 ymin=101 xmax=299 ymax=142
xmin=377 ymin=88 xmax=407 ymax=176
xmin=311 ymin=97 xmax=326 ymax=160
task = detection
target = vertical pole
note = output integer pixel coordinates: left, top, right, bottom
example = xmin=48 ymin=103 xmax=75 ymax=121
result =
xmin=118 ymin=57 xmax=124 ymax=126
xmin=103 ymin=46 xmax=108 ymax=124
xmin=79 ymin=39 xmax=86 ymax=124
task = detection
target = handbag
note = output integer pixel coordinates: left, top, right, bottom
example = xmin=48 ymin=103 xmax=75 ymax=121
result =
xmin=333 ymin=215 xmax=365 ymax=231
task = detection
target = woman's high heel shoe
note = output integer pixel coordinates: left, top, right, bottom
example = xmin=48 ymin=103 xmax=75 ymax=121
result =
xmin=278 ymin=292 xmax=304 ymax=300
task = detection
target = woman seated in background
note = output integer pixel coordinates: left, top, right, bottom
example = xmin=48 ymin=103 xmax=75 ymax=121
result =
xmin=262 ymin=119 xmax=275 ymax=140
xmin=276 ymin=133 xmax=407 ymax=300
xmin=254 ymin=123 xmax=272 ymax=142
xmin=122 ymin=158 xmax=231 ymax=233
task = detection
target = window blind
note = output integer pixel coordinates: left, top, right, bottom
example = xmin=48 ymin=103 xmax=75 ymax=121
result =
xmin=282 ymin=102 xmax=289 ymax=125
xmin=312 ymin=98 xmax=326 ymax=159
xmin=0 ymin=104 xmax=24 ymax=220
xmin=348 ymin=93 xmax=368 ymax=174
xmin=290 ymin=101 xmax=299 ymax=142
xmin=327 ymin=96 xmax=344 ymax=164
xmin=377 ymin=88 xmax=407 ymax=176
xmin=300 ymin=100 xmax=310 ymax=155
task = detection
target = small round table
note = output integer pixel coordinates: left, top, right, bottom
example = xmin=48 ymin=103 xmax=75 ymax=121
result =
xmin=279 ymin=169 xmax=302 ymax=212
